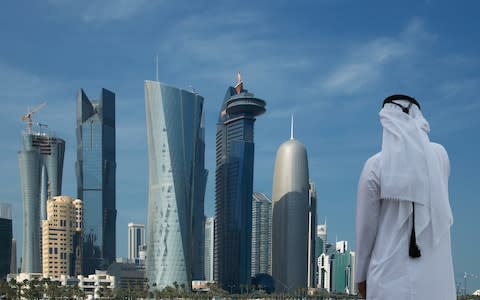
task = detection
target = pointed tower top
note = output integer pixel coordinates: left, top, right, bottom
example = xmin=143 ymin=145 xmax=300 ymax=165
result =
xmin=234 ymin=71 xmax=243 ymax=94
xmin=290 ymin=114 xmax=294 ymax=140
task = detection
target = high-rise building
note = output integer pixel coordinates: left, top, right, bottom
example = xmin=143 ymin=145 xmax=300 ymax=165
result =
xmin=144 ymin=80 xmax=207 ymax=290
xmin=127 ymin=223 xmax=145 ymax=263
xmin=0 ymin=204 xmax=12 ymax=278
xmin=316 ymin=223 xmax=327 ymax=255
xmin=192 ymin=111 xmax=208 ymax=281
xmin=214 ymin=73 xmax=266 ymax=292
xmin=251 ymin=192 xmax=272 ymax=277
xmin=318 ymin=253 xmax=331 ymax=292
xmin=315 ymin=222 xmax=327 ymax=288
xmin=204 ymin=217 xmax=215 ymax=281
xmin=307 ymin=182 xmax=317 ymax=288
xmin=331 ymin=250 xmax=355 ymax=294
xmin=11 ymin=238 xmax=17 ymax=274
xmin=42 ymin=195 xmax=83 ymax=278
xmin=18 ymin=125 xmax=65 ymax=273
xmin=76 ymin=88 xmax=116 ymax=274
xmin=272 ymin=119 xmax=309 ymax=293
xmin=336 ymin=241 xmax=348 ymax=254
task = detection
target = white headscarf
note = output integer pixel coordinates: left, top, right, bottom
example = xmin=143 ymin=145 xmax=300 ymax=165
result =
xmin=379 ymin=100 xmax=453 ymax=244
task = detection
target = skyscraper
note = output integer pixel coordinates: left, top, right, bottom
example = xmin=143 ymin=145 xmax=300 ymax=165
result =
xmin=76 ymin=88 xmax=116 ymax=274
xmin=315 ymin=222 xmax=327 ymax=288
xmin=42 ymin=196 xmax=83 ymax=277
xmin=214 ymin=74 xmax=266 ymax=292
xmin=204 ymin=217 xmax=215 ymax=281
xmin=307 ymin=182 xmax=317 ymax=288
xmin=18 ymin=125 xmax=65 ymax=273
xmin=127 ymin=223 xmax=145 ymax=263
xmin=251 ymin=192 xmax=272 ymax=277
xmin=272 ymin=119 xmax=309 ymax=293
xmin=144 ymin=80 xmax=207 ymax=290
xmin=0 ymin=203 xmax=12 ymax=278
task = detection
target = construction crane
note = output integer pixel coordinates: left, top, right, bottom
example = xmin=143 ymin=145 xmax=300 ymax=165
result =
xmin=21 ymin=102 xmax=47 ymax=134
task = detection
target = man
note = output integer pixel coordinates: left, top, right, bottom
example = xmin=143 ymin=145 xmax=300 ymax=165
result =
xmin=355 ymin=95 xmax=455 ymax=299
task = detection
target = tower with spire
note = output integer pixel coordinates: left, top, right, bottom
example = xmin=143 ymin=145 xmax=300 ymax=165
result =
xmin=271 ymin=117 xmax=310 ymax=292
xmin=214 ymin=72 xmax=266 ymax=292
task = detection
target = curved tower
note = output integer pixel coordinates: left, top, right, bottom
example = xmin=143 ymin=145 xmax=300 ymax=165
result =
xmin=214 ymin=73 xmax=266 ymax=292
xmin=271 ymin=119 xmax=309 ymax=292
xmin=19 ymin=126 xmax=65 ymax=273
xmin=145 ymin=80 xmax=207 ymax=290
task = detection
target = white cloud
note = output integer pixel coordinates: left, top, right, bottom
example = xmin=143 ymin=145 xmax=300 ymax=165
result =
xmin=48 ymin=0 xmax=159 ymax=23
xmin=321 ymin=18 xmax=434 ymax=94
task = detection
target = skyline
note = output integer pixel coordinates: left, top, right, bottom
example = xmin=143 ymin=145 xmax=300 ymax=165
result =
xmin=0 ymin=0 xmax=479 ymax=292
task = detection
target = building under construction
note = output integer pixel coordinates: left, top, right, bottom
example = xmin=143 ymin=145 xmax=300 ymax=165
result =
xmin=18 ymin=105 xmax=65 ymax=273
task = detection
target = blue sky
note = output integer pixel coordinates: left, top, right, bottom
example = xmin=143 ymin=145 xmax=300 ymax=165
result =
xmin=1 ymin=0 xmax=479 ymax=292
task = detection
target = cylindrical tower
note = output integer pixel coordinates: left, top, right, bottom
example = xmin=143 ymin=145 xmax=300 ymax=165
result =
xmin=271 ymin=136 xmax=309 ymax=293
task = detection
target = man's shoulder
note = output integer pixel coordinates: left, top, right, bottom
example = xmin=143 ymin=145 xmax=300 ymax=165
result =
xmin=365 ymin=152 xmax=381 ymax=167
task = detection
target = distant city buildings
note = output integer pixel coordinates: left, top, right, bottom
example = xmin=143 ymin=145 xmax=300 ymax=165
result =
xmin=76 ymin=88 xmax=117 ymax=274
xmin=0 ymin=203 xmax=12 ymax=278
xmin=272 ymin=120 xmax=309 ymax=293
xmin=144 ymin=80 xmax=207 ymax=290
xmin=204 ymin=217 xmax=214 ymax=281
xmin=18 ymin=124 xmax=65 ymax=273
xmin=127 ymin=223 xmax=145 ymax=263
xmin=318 ymin=240 xmax=356 ymax=295
xmin=251 ymin=192 xmax=272 ymax=277
xmin=214 ymin=74 xmax=266 ymax=292
xmin=42 ymin=196 xmax=83 ymax=278
xmin=307 ymin=182 xmax=317 ymax=289
xmin=315 ymin=222 xmax=327 ymax=287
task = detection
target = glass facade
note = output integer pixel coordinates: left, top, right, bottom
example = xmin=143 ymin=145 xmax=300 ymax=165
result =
xmin=144 ymin=81 xmax=207 ymax=290
xmin=204 ymin=217 xmax=214 ymax=281
xmin=18 ymin=128 xmax=65 ymax=273
xmin=76 ymin=88 xmax=116 ymax=274
xmin=251 ymin=192 xmax=272 ymax=277
xmin=0 ymin=203 xmax=12 ymax=279
xmin=214 ymin=79 xmax=266 ymax=292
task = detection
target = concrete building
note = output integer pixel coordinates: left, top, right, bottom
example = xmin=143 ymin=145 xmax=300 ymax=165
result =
xmin=251 ymin=192 xmax=272 ymax=277
xmin=204 ymin=217 xmax=214 ymax=281
xmin=214 ymin=73 xmax=266 ymax=292
xmin=336 ymin=241 xmax=348 ymax=254
xmin=127 ymin=223 xmax=145 ymax=263
xmin=76 ymin=88 xmax=117 ymax=274
xmin=272 ymin=118 xmax=309 ymax=293
xmin=107 ymin=262 xmax=146 ymax=290
xmin=42 ymin=196 xmax=83 ymax=278
xmin=144 ymin=80 xmax=207 ymax=290
xmin=318 ymin=253 xmax=331 ymax=292
xmin=0 ymin=203 xmax=12 ymax=278
xmin=77 ymin=270 xmax=115 ymax=298
xmin=18 ymin=124 xmax=65 ymax=273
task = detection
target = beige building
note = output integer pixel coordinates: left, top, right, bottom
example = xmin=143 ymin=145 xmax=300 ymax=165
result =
xmin=42 ymin=195 xmax=83 ymax=278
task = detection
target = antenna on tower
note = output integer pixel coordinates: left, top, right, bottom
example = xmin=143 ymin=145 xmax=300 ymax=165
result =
xmin=290 ymin=114 xmax=294 ymax=140
xmin=155 ymin=54 xmax=159 ymax=81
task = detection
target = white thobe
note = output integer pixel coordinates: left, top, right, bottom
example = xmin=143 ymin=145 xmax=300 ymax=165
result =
xmin=356 ymin=143 xmax=456 ymax=300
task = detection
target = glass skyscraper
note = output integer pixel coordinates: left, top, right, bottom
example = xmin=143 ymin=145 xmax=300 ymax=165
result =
xmin=144 ymin=80 xmax=207 ymax=290
xmin=204 ymin=217 xmax=215 ymax=281
xmin=18 ymin=126 xmax=65 ymax=273
xmin=251 ymin=192 xmax=272 ymax=277
xmin=0 ymin=204 xmax=12 ymax=278
xmin=214 ymin=75 xmax=266 ymax=292
xmin=76 ymin=88 xmax=116 ymax=274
